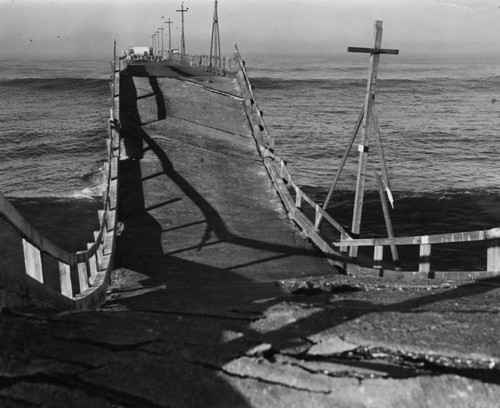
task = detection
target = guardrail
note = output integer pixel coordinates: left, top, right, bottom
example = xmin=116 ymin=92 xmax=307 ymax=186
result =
xmin=333 ymin=228 xmax=500 ymax=279
xmin=232 ymin=45 xmax=352 ymax=266
xmin=169 ymin=52 xmax=237 ymax=76
xmin=0 ymin=52 xmax=122 ymax=309
xmin=232 ymin=45 xmax=500 ymax=280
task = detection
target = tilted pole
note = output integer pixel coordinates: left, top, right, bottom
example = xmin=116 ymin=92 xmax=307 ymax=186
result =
xmin=177 ymin=2 xmax=189 ymax=57
xmin=209 ymin=0 xmax=221 ymax=67
xmin=348 ymin=20 xmax=398 ymax=258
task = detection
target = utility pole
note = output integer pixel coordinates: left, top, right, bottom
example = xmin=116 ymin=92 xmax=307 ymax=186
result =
xmin=158 ymin=26 xmax=165 ymax=57
xmin=209 ymin=0 xmax=221 ymax=67
xmin=156 ymin=29 xmax=160 ymax=55
xmin=165 ymin=18 xmax=173 ymax=52
xmin=176 ymin=2 xmax=188 ymax=57
xmin=151 ymin=33 xmax=155 ymax=54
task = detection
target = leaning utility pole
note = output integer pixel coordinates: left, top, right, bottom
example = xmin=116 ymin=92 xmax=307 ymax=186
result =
xmin=165 ymin=18 xmax=173 ymax=51
xmin=176 ymin=2 xmax=188 ymax=57
xmin=209 ymin=0 xmax=221 ymax=67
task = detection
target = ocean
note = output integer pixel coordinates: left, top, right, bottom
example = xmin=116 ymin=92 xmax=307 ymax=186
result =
xmin=0 ymin=54 xmax=499 ymax=271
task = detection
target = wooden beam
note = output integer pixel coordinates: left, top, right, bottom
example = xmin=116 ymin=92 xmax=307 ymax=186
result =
xmin=334 ymin=228 xmax=491 ymax=247
xmin=319 ymin=107 xmax=364 ymax=227
xmin=58 ymin=262 xmax=73 ymax=298
xmin=348 ymin=47 xmax=399 ymax=55
xmin=23 ymin=239 xmax=43 ymax=283
xmin=375 ymin=172 xmax=400 ymax=268
xmin=350 ymin=20 xmax=385 ymax=258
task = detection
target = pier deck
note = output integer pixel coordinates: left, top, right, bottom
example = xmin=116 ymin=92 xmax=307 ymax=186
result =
xmin=112 ymin=61 xmax=334 ymax=311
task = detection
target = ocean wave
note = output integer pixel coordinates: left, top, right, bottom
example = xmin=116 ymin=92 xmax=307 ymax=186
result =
xmin=249 ymin=76 xmax=498 ymax=93
xmin=71 ymin=185 xmax=105 ymax=199
xmin=0 ymin=77 xmax=110 ymax=93
xmin=250 ymin=77 xmax=364 ymax=90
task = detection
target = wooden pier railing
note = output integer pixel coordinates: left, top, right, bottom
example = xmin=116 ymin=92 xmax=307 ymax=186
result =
xmin=170 ymin=52 xmax=237 ymax=76
xmin=0 ymin=51 xmax=122 ymax=310
xmin=230 ymin=45 xmax=355 ymax=266
xmin=229 ymin=45 xmax=500 ymax=280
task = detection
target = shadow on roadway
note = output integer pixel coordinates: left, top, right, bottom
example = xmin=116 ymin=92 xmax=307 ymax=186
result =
xmin=112 ymin=69 xmax=500 ymax=403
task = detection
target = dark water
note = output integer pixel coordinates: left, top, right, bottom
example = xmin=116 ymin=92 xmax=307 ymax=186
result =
xmin=0 ymin=56 xmax=499 ymax=271
xmin=0 ymin=60 xmax=110 ymax=261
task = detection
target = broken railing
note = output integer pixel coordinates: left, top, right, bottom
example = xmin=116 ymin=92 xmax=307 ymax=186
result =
xmin=232 ymin=43 xmax=500 ymax=280
xmin=333 ymin=228 xmax=500 ymax=279
xmin=0 ymin=50 xmax=122 ymax=309
xmin=232 ymin=45 xmax=353 ymax=264
xmin=169 ymin=52 xmax=237 ymax=76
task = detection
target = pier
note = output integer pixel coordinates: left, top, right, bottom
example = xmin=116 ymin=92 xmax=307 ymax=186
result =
xmin=0 ymin=21 xmax=499 ymax=406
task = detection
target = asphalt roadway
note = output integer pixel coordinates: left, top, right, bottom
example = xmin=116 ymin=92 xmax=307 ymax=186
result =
xmin=0 ymin=61 xmax=499 ymax=407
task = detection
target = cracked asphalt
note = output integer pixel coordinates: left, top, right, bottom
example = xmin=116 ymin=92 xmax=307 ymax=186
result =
xmin=1 ymin=61 xmax=499 ymax=407
xmin=1 ymin=275 xmax=499 ymax=407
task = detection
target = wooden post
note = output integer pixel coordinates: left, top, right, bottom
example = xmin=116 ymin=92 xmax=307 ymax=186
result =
xmin=419 ymin=236 xmax=431 ymax=273
xmin=375 ymin=172 xmax=400 ymax=268
xmin=348 ymin=21 xmax=399 ymax=258
xmin=58 ymin=262 xmax=73 ymax=298
xmin=295 ymin=186 xmax=302 ymax=208
xmin=487 ymin=228 xmax=500 ymax=272
xmin=23 ymin=239 xmax=43 ymax=283
xmin=370 ymin=105 xmax=393 ymax=205
xmin=373 ymin=245 xmax=383 ymax=269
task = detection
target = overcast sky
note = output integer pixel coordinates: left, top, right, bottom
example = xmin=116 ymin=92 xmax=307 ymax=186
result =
xmin=1 ymin=0 xmax=500 ymax=59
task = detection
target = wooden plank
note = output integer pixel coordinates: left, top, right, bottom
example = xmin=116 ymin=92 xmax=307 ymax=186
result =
xmin=106 ymin=210 xmax=116 ymax=233
xmin=111 ymin=156 xmax=118 ymax=180
xmin=373 ymin=245 xmax=383 ymax=269
xmin=419 ymin=243 xmax=431 ymax=273
xmin=109 ymin=179 xmax=118 ymax=210
xmin=487 ymin=238 xmax=500 ymax=272
xmin=486 ymin=228 xmax=500 ymax=272
xmin=295 ymin=187 xmax=302 ymax=209
xmin=0 ymin=193 xmax=74 ymax=265
xmin=103 ymin=231 xmax=114 ymax=257
xmin=58 ymin=262 xmax=73 ymax=298
xmin=350 ymin=21 xmax=384 ymax=258
xmin=347 ymin=47 xmax=399 ymax=55
xmin=98 ymin=209 xmax=105 ymax=228
xmin=88 ymin=252 xmax=98 ymax=284
xmin=93 ymin=231 xmax=103 ymax=270
xmin=77 ymin=260 xmax=89 ymax=294
xmin=112 ymin=127 xmax=120 ymax=152
xmin=371 ymin=106 xmax=392 ymax=197
xmin=334 ymin=228 xmax=490 ymax=247
xmin=23 ymin=239 xmax=43 ymax=283
xmin=375 ymin=172 xmax=399 ymax=266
